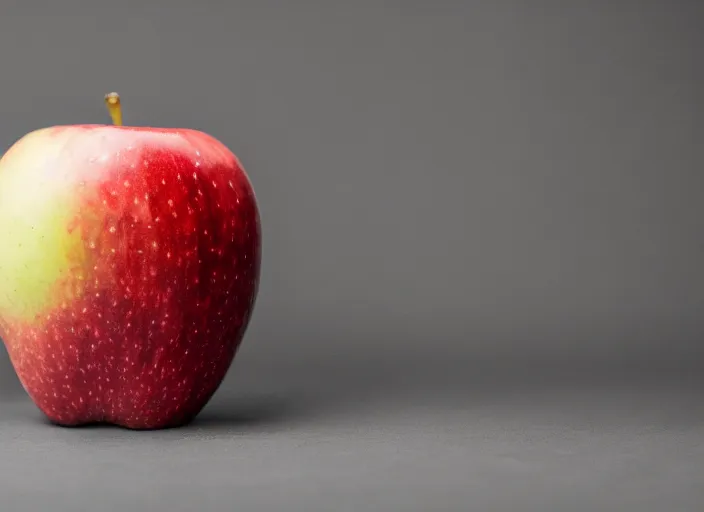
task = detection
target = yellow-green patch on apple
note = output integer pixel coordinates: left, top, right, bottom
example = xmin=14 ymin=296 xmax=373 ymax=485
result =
xmin=0 ymin=128 xmax=92 ymax=326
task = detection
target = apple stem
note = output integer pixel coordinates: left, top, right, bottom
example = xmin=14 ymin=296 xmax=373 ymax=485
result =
xmin=104 ymin=92 xmax=123 ymax=126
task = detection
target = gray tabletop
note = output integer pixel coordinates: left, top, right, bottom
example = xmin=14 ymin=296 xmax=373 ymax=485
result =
xmin=2 ymin=366 xmax=703 ymax=512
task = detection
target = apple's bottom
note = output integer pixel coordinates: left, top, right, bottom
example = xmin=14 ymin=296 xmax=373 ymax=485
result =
xmin=42 ymin=408 xmax=206 ymax=430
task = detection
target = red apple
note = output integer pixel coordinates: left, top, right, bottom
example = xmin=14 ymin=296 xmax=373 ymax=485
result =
xmin=0 ymin=93 xmax=261 ymax=429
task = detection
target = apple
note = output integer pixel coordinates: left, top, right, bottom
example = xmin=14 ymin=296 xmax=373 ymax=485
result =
xmin=0 ymin=93 xmax=261 ymax=429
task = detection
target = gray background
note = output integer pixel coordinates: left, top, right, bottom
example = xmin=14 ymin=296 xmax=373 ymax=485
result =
xmin=1 ymin=1 xmax=703 ymax=510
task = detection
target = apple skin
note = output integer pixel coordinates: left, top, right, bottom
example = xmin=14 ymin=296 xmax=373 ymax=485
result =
xmin=0 ymin=124 xmax=261 ymax=429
